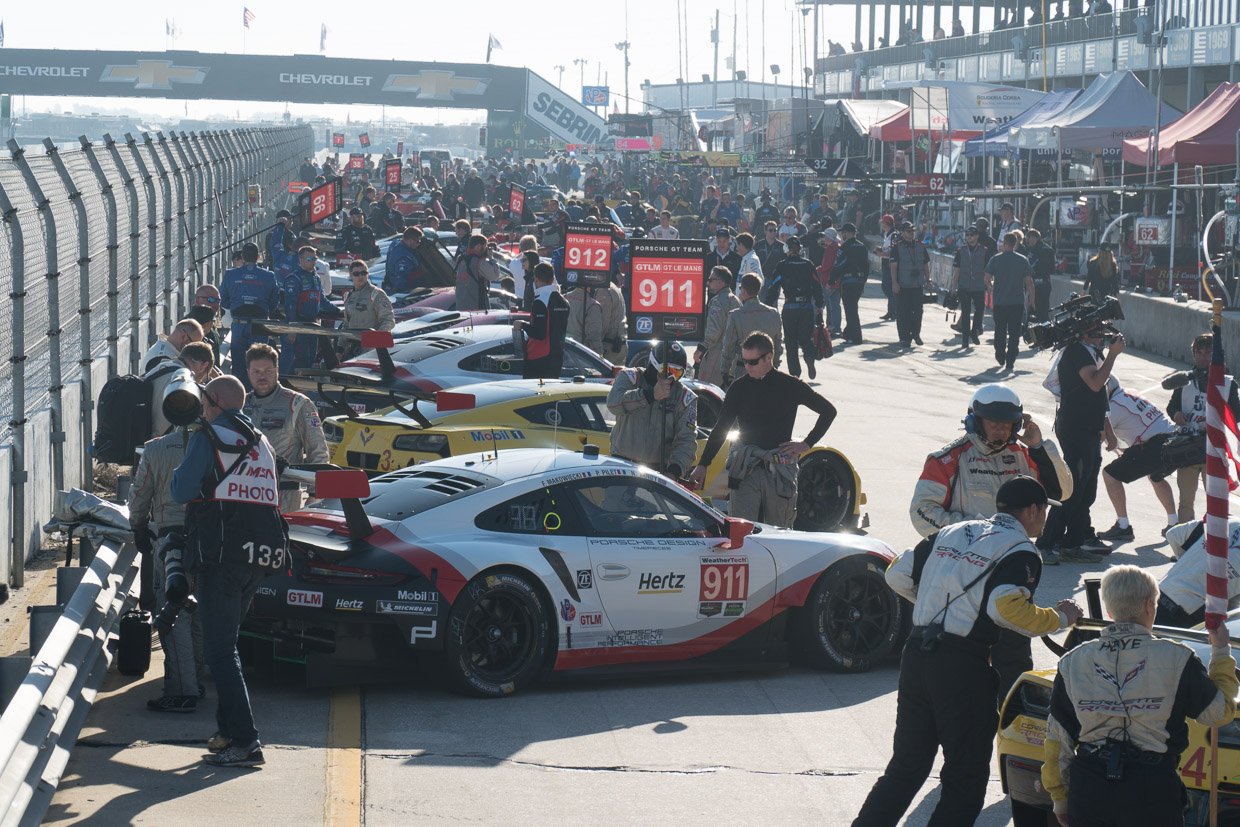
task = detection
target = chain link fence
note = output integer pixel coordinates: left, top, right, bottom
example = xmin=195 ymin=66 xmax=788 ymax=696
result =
xmin=0 ymin=125 xmax=313 ymax=587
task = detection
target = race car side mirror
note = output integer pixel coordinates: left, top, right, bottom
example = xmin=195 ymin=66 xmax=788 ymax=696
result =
xmin=436 ymin=391 xmax=476 ymax=412
xmin=361 ymin=330 xmax=395 ymax=350
xmin=718 ymin=517 xmax=754 ymax=550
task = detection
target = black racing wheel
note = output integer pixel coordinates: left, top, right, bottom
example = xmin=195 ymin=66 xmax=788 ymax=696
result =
xmin=793 ymin=451 xmax=857 ymax=532
xmin=800 ymin=556 xmax=902 ymax=673
xmin=442 ymin=570 xmax=552 ymax=697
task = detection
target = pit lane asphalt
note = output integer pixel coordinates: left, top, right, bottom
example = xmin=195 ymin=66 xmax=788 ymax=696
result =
xmin=48 ymin=285 xmax=1187 ymax=825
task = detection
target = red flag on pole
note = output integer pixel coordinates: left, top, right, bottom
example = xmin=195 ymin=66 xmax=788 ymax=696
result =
xmin=1204 ymin=320 xmax=1240 ymax=628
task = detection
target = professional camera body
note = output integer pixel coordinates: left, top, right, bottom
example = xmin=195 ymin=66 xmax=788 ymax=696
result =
xmin=1024 ymin=293 xmax=1124 ymax=350
xmin=154 ymin=531 xmax=198 ymax=635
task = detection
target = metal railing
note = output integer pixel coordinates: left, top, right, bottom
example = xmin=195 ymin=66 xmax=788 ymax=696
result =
xmin=0 ymin=125 xmax=314 ymax=588
xmin=0 ymin=539 xmax=138 ymax=827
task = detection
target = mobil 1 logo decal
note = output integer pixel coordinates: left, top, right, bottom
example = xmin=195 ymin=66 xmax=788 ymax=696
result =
xmin=627 ymin=238 xmax=709 ymax=341
xmin=699 ymin=554 xmax=748 ymax=618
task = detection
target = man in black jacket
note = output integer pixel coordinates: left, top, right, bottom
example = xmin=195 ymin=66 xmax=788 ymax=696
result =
xmin=520 ymin=262 xmax=570 ymax=379
xmin=705 ymin=228 xmax=742 ymax=284
xmin=1023 ymin=228 xmax=1054 ymax=322
xmin=368 ymin=192 xmax=404 ymax=238
xmin=765 ymin=236 xmax=824 ymax=380
xmin=754 ymin=222 xmax=786 ymax=274
xmin=338 ymin=208 xmax=379 ymax=259
xmin=836 ymin=223 xmax=869 ymax=344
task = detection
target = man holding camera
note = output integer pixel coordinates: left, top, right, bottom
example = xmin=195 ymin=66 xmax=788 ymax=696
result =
xmin=1042 ymin=565 xmax=1237 ymax=827
xmin=1039 ymin=322 xmax=1125 ymax=560
xmin=607 ymin=341 xmax=698 ymax=480
xmin=131 ymin=426 xmax=200 ymax=714
xmin=855 ymin=476 xmax=1082 ymax=827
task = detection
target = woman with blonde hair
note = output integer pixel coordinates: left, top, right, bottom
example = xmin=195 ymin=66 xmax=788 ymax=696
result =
xmin=1084 ymin=242 xmax=1120 ymax=299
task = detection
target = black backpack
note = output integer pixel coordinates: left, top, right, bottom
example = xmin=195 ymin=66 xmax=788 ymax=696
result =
xmin=92 ymin=363 xmax=180 ymax=464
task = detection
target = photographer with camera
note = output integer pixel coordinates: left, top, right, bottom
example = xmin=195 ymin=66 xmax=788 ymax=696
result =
xmin=131 ymin=425 xmax=201 ymax=714
xmin=855 ymin=476 xmax=1082 ymax=827
xmin=1042 ymin=565 xmax=1236 ymax=827
xmin=1037 ymin=309 xmax=1125 ymax=561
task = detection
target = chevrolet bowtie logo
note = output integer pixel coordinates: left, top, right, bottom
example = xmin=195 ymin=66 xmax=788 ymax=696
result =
xmin=100 ymin=60 xmax=209 ymax=91
xmin=382 ymin=70 xmax=489 ymax=101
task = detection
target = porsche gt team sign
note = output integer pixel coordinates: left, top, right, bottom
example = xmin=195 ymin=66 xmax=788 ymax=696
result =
xmin=627 ymin=239 xmax=709 ymax=341
xmin=563 ymin=222 xmax=613 ymax=289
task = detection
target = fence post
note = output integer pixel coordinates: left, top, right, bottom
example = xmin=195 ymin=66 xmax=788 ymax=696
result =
xmin=43 ymin=138 xmax=94 ymax=489
xmin=0 ymin=178 xmax=27 ymax=588
xmin=82 ymin=137 xmax=121 ymax=379
xmin=168 ymin=132 xmax=200 ymax=293
xmin=158 ymin=133 xmax=187 ymax=316
xmin=125 ymin=133 xmax=159 ymax=349
xmin=103 ymin=134 xmax=141 ymax=375
xmin=8 ymin=138 xmax=65 ymax=495
xmin=189 ymin=132 xmax=220 ymax=283
xmin=145 ymin=134 xmax=175 ymax=329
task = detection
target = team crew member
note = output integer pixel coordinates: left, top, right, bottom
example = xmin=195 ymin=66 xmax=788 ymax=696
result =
xmin=1166 ymin=333 xmax=1240 ymax=521
xmin=242 ymin=344 xmax=328 ymax=513
xmin=1023 ymin=228 xmax=1054 ymax=322
xmin=520 ymin=262 xmax=569 ymax=379
xmin=368 ymin=191 xmax=404 ymax=238
xmin=265 ymin=210 xmax=294 ymax=267
xmin=950 ymin=227 xmax=988 ymax=347
xmin=142 ymin=318 xmax=204 ymax=374
xmin=454 ymin=234 xmax=491 ymax=312
xmin=688 ymin=332 xmax=836 ymax=527
xmin=1042 ymin=565 xmax=1237 ymax=826
xmin=855 ymin=477 xmax=1082 ymax=827
xmin=338 ymin=207 xmax=379 ymax=259
xmin=911 ymin=384 xmax=1071 ymax=697
xmin=220 ymin=243 xmax=280 ymax=388
xmin=649 ymin=210 xmax=680 ymax=240
xmin=382 ymin=227 xmax=426 ymax=294
xmin=735 ymin=232 xmax=762 ymax=278
xmin=597 ymin=278 xmax=628 ymax=365
xmin=1040 ymin=323 xmax=1125 ymax=560
xmin=985 ymin=232 xmax=1035 ymax=372
xmin=705 ymin=228 xmax=741 ymax=284
xmin=342 ymin=262 xmax=394 ymax=332
xmin=173 ymin=376 xmax=286 ymax=768
xmin=719 ymin=273 xmax=783 ymax=384
xmin=192 ymin=287 xmax=225 ymax=367
xmin=280 ymin=246 xmax=327 ymax=374
xmin=835 ymin=223 xmax=868 ymax=345
xmin=763 ymin=236 xmax=824 ymax=380
xmin=696 ymin=266 xmax=742 ymax=386
xmin=564 ymin=285 xmax=604 ymax=355
xmin=1097 ymin=377 xmax=1179 ymax=541
xmin=607 ymin=341 xmax=698 ymax=479
xmin=754 ymin=222 xmax=785 ymax=274
xmin=131 ymin=425 xmax=199 ymax=712
xmin=1156 ymin=519 xmax=1240 ymax=627
xmin=891 ymin=221 xmax=932 ymax=348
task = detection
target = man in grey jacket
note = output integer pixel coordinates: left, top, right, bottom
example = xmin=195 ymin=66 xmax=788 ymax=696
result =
xmin=720 ymin=273 xmax=783 ymax=385
xmin=696 ymin=266 xmax=741 ymax=386
xmin=606 ymin=341 xmax=698 ymax=479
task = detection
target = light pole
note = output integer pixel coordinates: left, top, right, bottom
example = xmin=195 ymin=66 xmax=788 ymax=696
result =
xmin=615 ymin=41 xmax=631 ymax=115
xmin=573 ymin=58 xmax=588 ymax=96
xmin=554 ymin=64 xmax=566 ymax=89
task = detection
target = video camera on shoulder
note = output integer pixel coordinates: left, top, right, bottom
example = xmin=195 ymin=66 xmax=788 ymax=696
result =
xmin=1024 ymin=293 xmax=1124 ymax=351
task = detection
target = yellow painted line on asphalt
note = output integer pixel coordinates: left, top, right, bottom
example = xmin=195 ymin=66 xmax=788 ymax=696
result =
xmin=324 ymin=686 xmax=363 ymax=827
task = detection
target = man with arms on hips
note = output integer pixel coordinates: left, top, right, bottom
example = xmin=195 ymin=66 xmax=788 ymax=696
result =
xmin=1042 ymin=565 xmax=1237 ymax=826
xmin=242 ymin=344 xmax=328 ymax=513
xmin=687 ymin=332 xmax=836 ymax=528
xmin=855 ymin=476 xmax=1082 ymax=827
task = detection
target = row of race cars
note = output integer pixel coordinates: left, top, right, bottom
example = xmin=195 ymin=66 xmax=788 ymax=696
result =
xmin=238 ymin=218 xmax=1240 ymax=826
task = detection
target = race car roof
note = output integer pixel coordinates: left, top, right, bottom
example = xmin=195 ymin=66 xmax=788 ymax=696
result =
xmin=418 ymin=447 xmax=642 ymax=484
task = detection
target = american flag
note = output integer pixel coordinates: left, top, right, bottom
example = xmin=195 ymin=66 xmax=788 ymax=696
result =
xmin=243 ymin=7 xmax=256 ymax=28
xmin=1204 ymin=321 xmax=1240 ymax=628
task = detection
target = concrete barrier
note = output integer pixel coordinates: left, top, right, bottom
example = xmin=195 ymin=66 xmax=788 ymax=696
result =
xmin=869 ymin=248 xmax=1237 ymax=371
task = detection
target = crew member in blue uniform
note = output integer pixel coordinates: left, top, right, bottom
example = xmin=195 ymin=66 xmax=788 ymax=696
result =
xmin=382 ymin=226 xmax=427 ymax=294
xmin=219 ymin=242 xmax=280 ymax=389
xmin=280 ymin=245 xmax=327 ymax=374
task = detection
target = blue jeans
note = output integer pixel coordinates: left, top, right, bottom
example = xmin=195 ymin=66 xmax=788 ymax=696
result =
xmin=824 ymin=286 xmax=842 ymax=332
xmin=199 ymin=561 xmax=263 ymax=745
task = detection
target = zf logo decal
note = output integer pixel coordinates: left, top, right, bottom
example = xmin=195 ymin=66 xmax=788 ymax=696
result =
xmin=576 ymin=569 xmax=593 ymax=589
xmin=636 ymin=316 xmax=653 ymax=334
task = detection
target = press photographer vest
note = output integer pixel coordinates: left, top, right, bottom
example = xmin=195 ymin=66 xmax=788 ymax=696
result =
xmin=186 ymin=418 xmax=288 ymax=571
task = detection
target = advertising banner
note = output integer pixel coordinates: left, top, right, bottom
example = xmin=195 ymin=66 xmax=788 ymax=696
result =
xmin=627 ymin=239 xmax=709 ymax=341
xmin=581 ymin=85 xmax=609 ymax=107
xmin=909 ymin=82 xmax=1045 ymax=135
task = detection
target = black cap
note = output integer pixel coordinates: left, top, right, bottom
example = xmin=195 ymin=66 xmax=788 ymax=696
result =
xmin=1000 ymin=202 xmax=1015 ymax=211
xmin=899 ymin=221 xmax=915 ymax=231
xmin=996 ymin=475 xmax=1060 ymax=510
xmin=276 ymin=209 xmax=294 ymax=220
xmin=785 ymin=235 xmax=801 ymax=249
xmin=840 ymin=222 xmax=857 ymax=233
xmin=715 ymin=227 xmax=732 ymax=238
xmin=348 ymin=207 xmax=363 ymax=216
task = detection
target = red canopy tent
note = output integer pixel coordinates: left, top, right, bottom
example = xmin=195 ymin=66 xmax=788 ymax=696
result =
xmin=1121 ymin=82 xmax=1240 ymax=167
xmin=869 ymin=107 xmax=912 ymax=142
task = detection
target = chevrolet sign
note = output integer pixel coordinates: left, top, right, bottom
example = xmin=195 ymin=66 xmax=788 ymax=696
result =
xmin=382 ymin=70 xmax=489 ymax=101
xmin=100 ymin=60 xmax=208 ymax=91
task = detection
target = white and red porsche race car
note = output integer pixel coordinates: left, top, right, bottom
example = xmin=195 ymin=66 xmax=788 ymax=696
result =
xmin=245 ymin=450 xmax=906 ymax=696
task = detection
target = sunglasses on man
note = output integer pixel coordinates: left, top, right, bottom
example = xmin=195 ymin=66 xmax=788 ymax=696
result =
xmin=741 ymin=354 xmax=769 ymax=366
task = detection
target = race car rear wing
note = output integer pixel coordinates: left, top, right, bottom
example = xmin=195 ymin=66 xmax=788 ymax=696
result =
xmin=282 ymin=466 xmax=374 ymax=540
xmin=313 ymin=377 xmax=434 ymax=428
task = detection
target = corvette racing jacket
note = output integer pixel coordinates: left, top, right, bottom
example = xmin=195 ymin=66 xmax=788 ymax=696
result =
xmin=910 ymin=433 xmax=1072 ymax=538
xmin=606 ymin=367 xmax=698 ymax=475
xmin=886 ymin=514 xmax=1071 ymax=645
xmin=1042 ymin=623 xmax=1237 ymax=815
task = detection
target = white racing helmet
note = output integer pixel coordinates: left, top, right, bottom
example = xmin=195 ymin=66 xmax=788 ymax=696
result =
xmin=967 ymin=383 xmax=1023 ymax=437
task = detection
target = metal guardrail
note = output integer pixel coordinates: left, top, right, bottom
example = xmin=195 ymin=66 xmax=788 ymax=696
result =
xmin=0 ymin=539 xmax=138 ymax=827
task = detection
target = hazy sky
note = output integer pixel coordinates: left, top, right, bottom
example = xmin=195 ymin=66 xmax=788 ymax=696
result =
xmin=4 ymin=0 xmax=877 ymax=123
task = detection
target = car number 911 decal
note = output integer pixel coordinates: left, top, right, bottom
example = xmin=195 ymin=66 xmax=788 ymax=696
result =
xmin=699 ymin=555 xmax=748 ymax=618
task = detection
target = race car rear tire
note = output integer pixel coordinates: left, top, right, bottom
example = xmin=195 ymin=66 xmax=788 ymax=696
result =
xmin=793 ymin=451 xmax=856 ymax=532
xmin=801 ymin=555 xmax=902 ymax=673
xmin=442 ymin=570 xmax=553 ymax=698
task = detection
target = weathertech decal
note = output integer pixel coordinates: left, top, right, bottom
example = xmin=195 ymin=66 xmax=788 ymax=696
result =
xmin=700 ymin=555 xmax=749 ymax=602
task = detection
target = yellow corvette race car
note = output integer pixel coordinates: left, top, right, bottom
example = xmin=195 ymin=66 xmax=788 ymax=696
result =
xmin=996 ymin=604 xmax=1240 ymax=827
xmin=323 ymin=378 xmax=867 ymax=532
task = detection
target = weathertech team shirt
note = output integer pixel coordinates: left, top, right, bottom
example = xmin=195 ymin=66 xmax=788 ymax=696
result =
xmin=698 ymin=369 xmax=836 ymax=467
